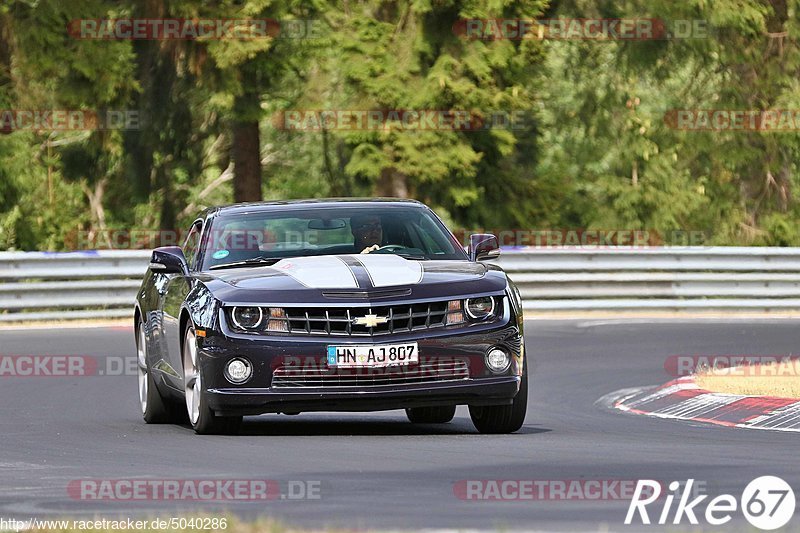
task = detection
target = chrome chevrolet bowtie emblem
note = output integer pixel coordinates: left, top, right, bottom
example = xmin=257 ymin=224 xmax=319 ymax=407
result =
xmin=353 ymin=314 xmax=389 ymax=328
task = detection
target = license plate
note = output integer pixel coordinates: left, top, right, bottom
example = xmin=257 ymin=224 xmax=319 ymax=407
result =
xmin=327 ymin=342 xmax=418 ymax=368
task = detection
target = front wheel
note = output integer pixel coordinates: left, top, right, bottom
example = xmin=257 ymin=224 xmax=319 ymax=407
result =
xmin=406 ymin=405 xmax=456 ymax=424
xmin=183 ymin=326 xmax=242 ymax=435
xmin=469 ymin=363 xmax=528 ymax=434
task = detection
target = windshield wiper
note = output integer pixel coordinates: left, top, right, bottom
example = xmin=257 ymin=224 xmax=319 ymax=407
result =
xmin=209 ymin=257 xmax=284 ymax=270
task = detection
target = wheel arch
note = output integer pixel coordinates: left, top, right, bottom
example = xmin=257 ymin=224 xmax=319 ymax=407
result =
xmin=178 ymin=308 xmax=194 ymax=369
xmin=134 ymin=305 xmax=146 ymax=355
xmin=178 ymin=280 xmax=219 ymax=355
xmin=134 ymin=305 xmax=142 ymax=328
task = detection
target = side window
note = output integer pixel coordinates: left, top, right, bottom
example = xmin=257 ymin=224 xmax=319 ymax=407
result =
xmin=183 ymin=221 xmax=203 ymax=270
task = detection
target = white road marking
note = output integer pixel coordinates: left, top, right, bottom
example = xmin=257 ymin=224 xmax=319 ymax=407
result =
xmin=605 ymin=380 xmax=800 ymax=433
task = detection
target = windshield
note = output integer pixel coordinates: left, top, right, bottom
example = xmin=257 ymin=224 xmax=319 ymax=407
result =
xmin=200 ymin=205 xmax=467 ymax=270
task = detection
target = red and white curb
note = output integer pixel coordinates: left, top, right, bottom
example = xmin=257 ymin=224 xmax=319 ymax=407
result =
xmin=605 ymin=376 xmax=800 ymax=432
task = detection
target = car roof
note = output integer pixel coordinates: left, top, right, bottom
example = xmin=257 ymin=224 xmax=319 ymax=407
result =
xmin=202 ymin=198 xmax=426 ymax=219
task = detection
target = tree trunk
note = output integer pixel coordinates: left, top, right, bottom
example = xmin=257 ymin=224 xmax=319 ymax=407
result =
xmin=0 ymin=12 xmax=14 ymax=124
xmin=81 ymin=178 xmax=112 ymax=248
xmin=232 ymin=120 xmax=262 ymax=202
xmin=157 ymin=166 xmax=176 ymax=232
xmin=376 ymin=167 xmax=408 ymax=198
xmin=232 ymin=64 xmax=262 ymax=202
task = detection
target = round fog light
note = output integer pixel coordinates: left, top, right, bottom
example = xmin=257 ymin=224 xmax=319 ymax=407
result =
xmin=224 ymin=358 xmax=252 ymax=384
xmin=486 ymin=348 xmax=510 ymax=374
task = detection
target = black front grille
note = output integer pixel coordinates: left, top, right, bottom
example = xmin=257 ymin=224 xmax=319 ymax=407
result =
xmin=271 ymin=359 xmax=470 ymax=388
xmin=283 ymin=301 xmax=449 ymax=336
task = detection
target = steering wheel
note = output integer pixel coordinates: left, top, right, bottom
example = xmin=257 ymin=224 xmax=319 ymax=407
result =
xmin=372 ymin=244 xmax=406 ymax=253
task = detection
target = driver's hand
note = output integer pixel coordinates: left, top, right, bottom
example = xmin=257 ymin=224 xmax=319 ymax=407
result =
xmin=360 ymin=245 xmax=380 ymax=254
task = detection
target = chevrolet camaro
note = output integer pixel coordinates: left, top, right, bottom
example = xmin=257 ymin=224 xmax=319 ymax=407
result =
xmin=135 ymin=199 xmax=527 ymax=434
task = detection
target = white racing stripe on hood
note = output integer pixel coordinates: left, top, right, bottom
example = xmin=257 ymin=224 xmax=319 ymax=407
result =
xmin=353 ymin=254 xmax=424 ymax=287
xmin=272 ymin=256 xmax=358 ymax=288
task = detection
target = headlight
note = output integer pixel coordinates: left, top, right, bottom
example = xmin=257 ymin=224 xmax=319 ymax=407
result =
xmin=466 ymin=297 xmax=495 ymax=320
xmin=231 ymin=306 xmax=264 ymax=330
xmin=224 ymin=358 xmax=252 ymax=384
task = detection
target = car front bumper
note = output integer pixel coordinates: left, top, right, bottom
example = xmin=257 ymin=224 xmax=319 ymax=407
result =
xmin=198 ymin=317 xmax=524 ymax=417
xmin=207 ymin=376 xmax=520 ymax=416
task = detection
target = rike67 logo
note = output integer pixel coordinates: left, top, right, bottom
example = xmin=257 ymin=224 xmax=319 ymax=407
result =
xmin=626 ymin=476 xmax=795 ymax=530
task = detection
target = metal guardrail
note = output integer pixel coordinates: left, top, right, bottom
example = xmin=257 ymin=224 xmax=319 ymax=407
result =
xmin=1 ymin=247 xmax=800 ymax=322
xmin=0 ymin=251 xmax=149 ymax=322
xmin=497 ymin=247 xmax=800 ymax=311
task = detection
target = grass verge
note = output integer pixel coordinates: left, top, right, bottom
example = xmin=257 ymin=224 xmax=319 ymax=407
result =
xmin=695 ymin=361 xmax=800 ymax=399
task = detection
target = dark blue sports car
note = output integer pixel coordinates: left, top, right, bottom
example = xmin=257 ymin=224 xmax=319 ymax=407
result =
xmin=135 ymin=199 xmax=527 ymax=434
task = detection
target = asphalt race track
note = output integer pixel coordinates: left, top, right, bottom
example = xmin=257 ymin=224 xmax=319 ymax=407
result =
xmin=1 ymin=320 xmax=798 ymax=531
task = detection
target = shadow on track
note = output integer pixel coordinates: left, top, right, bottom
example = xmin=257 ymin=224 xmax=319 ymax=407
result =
xmin=227 ymin=415 xmax=552 ymax=437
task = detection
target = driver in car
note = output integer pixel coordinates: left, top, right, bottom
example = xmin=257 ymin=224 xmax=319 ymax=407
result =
xmin=351 ymin=214 xmax=384 ymax=254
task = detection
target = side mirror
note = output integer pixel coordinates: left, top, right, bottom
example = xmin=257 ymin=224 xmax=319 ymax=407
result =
xmin=469 ymin=233 xmax=500 ymax=262
xmin=150 ymin=246 xmax=189 ymax=275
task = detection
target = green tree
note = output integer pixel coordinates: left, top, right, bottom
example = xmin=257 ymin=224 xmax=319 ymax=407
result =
xmin=302 ymin=0 xmax=549 ymax=227
xmin=542 ymin=0 xmax=800 ymax=244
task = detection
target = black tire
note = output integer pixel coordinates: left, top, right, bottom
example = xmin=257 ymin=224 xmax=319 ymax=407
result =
xmin=191 ymin=399 xmax=243 ymax=435
xmin=405 ymin=405 xmax=457 ymax=424
xmin=469 ymin=361 xmax=528 ymax=434
xmin=137 ymin=322 xmax=183 ymax=424
xmin=183 ymin=326 xmax=243 ymax=435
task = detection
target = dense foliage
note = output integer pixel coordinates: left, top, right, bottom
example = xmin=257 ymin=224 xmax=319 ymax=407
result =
xmin=0 ymin=0 xmax=798 ymax=250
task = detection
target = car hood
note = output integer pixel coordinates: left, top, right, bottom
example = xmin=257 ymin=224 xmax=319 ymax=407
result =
xmin=197 ymin=254 xmax=508 ymax=304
